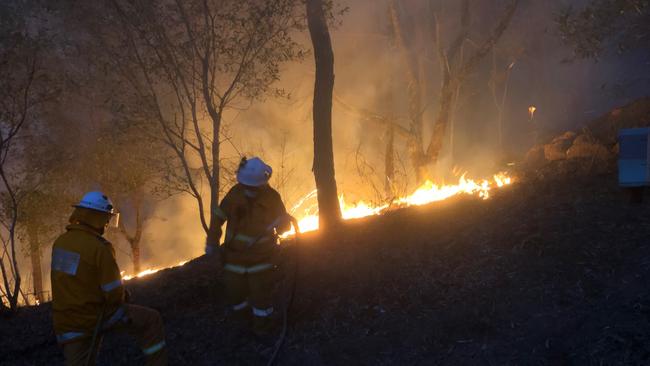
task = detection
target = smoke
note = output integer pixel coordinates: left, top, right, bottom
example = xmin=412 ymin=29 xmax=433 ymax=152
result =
xmin=221 ymin=0 xmax=650 ymax=207
xmin=118 ymin=196 xmax=205 ymax=273
xmin=11 ymin=0 xmax=650 ymax=301
xmin=122 ymin=0 xmax=650 ymax=273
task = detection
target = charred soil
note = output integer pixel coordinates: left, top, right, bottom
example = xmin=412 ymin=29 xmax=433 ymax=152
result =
xmin=3 ymin=162 xmax=650 ymax=365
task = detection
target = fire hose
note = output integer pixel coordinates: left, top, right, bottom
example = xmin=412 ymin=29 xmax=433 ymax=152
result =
xmin=266 ymin=215 xmax=300 ymax=366
xmin=85 ymin=304 xmax=107 ymax=366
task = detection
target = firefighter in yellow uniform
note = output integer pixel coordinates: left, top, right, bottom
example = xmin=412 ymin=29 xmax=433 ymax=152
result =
xmin=51 ymin=191 xmax=168 ymax=366
xmin=206 ymin=157 xmax=291 ymax=336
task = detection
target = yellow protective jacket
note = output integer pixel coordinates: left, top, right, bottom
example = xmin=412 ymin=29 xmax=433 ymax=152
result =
xmin=214 ymin=184 xmax=290 ymax=267
xmin=51 ymin=224 xmax=125 ymax=343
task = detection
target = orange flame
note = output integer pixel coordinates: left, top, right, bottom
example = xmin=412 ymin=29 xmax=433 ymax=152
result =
xmin=286 ymin=171 xmax=514 ymax=235
xmin=125 ymin=171 xmax=514 ymax=279
xmin=122 ymin=260 xmax=189 ymax=281
xmin=528 ymin=105 xmax=537 ymax=120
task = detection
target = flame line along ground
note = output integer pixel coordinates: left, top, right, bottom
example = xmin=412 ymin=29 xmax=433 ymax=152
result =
xmin=287 ymin=172 xmax=514 ymax=234
xmin=121 ymin=172 xmax=513 ymax=280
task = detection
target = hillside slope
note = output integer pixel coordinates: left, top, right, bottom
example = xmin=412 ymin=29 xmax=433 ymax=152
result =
xmin=2 ymin=164 xmax=650 ymax=365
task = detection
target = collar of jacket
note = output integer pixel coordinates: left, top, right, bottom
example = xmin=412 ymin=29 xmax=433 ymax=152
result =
xmin=237 ymin=184 xmax=274 ymax=208
xmin=66 ymin=223 xmax=105 ymax=238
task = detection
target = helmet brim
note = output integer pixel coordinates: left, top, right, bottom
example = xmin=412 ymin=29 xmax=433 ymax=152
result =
xmin=72 ymin=205 xmax=115 ymax=215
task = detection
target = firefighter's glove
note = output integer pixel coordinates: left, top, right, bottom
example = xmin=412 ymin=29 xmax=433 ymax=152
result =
xmin=205 ymin=243 xmax=219 ymax=256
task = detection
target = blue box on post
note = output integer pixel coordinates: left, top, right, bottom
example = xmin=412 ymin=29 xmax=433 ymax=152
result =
xmin=618 ymin=127 xmax=650 ymax=187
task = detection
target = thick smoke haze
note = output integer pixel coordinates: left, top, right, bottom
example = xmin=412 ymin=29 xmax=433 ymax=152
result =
xmin=86 ymin=0 xmax=650 ymax=275
xmin=15 ymin=0 xmax=649 ymax=300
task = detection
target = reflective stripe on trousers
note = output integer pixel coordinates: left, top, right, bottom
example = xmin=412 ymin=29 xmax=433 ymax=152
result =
xmin=223 ymin=263 xmax=273 ymax=274
xmin=252 ymin=307 xmax=274 ymax=317
xmin=56 ymin=331 xmax=86 ymax=343
xmin=103 ymin=306 xmax=126 ymax=329
xmin=232 ymin=300 xmax=249 ymax=311
xmin=58 ymin=306 xmax=125 ymax=344
xmin=101 ymin=278 xmax=123 ymax=292
xmin=142 ymin=340 xmax=166 ymax=355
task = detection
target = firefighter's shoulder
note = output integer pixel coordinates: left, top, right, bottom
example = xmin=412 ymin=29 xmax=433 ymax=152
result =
xmin=53 ymin=225 xmax=111 ymax=268
xmin=266 ymin=185 xmax=282 ymax=197
xmin=262 ymin=185 xmax=283 ymax=202
xmin=62 ymin=224 xmax=112 ymax=247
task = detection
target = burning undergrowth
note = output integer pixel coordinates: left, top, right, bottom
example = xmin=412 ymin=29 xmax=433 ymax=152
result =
xmin=120 ymin=170 xmax=514 ymax=279
xmin=286 ymin=171 xmax=513 ymax=235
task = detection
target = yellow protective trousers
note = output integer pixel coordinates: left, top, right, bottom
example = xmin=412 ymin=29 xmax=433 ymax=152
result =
xmin=62 ymin=304 xmax=167 ymax=366
xmin=223 ymin=263 xmax=278 ymax=334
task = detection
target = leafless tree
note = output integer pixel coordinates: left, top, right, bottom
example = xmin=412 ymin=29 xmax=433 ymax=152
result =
xmin=388 ymin=0 xmax=520 ymax=182
xmin=65 ymin=0 xmax=306 ymax=260
xmin=389 ymin=1 xmax=428 ymax=182
xmin=332 ymin=93 xmax=411 ymax=194
xmin=0 ymin=1 xmax=55 ymax=311
xmin=15 ymin=184 xmax=71 ymax=305
xmin=86 ymin=117 xmax=171 ymax=274
xmin=489 ymin=50 xmax=517 ymax=152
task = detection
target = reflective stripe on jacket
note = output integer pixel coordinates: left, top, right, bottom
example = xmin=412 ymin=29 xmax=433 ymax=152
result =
xmin=223 ymin=263 xmax=274 ymax=274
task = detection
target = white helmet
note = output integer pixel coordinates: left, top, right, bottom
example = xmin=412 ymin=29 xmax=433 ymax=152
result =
xmin=236 ymin=157 xmax=272 ymax=187
xmin=74 ymin=191 xmax=115 ymax=214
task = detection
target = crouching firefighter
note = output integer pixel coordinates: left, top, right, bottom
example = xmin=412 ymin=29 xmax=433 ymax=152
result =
xmin=206 ymin=157 xmax=291 ymax=336
xmin=51 ymin=192 xmax=168 ymax=366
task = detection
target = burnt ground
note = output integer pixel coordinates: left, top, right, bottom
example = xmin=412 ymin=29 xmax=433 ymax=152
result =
xmin=2 ymin=160 xmax=650 ymax=365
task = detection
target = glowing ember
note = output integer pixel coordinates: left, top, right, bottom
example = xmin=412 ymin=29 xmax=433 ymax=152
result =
xmin=528 ymin=105 xmax=537 ymax=120
xmin=122 ymin=260 xmax=189 ymax=281
xmin=286 ymin=171 xmax=514 ymax=235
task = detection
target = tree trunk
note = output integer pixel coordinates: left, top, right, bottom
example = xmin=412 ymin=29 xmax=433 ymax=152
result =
xmin=424 ymin=0 xmax=519 ymax=168
xmin=385 ymin=75 xmax=396 ymax=197
xmin=205 ymin=113 xmax=223 ymax=253
xmin=130 ymin=239 xmax=141 ymax=273
xmin=132 ymin=196 xmax=143 ymax=273
xmin=448 ymin=82 xmax=460 ymax=165
xmin=385 ymin=123 xmax=395 ymax=197
xmin=27 ymin=225 xmax=43 ymax=304
xmin=426 ymin=80 xmax=455 ymax=164
xmin=0 ymin=163 xmax=21 ymax=311
xmin=117 ymin=191 xmax=145 ymax=274
xmin=307 ymin=0 xmax=341 ymax=230
xmin=389 ymin=0 xmax=427 ymax=183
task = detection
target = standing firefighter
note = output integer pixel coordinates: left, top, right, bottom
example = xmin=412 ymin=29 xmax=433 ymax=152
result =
xmin=206 ymin=157 xmax=291 ymax=336
xmin=51 ymin=192 xmax=168 ymax=366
